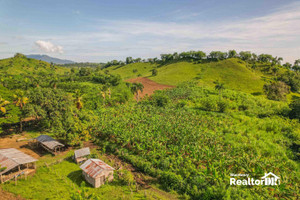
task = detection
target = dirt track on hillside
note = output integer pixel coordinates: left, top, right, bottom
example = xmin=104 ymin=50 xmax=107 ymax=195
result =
xmin=126 ymin=77 xmax=174 ymax=98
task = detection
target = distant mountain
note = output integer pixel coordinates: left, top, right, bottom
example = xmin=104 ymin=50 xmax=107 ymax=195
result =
xmin=26 ymin=54 xmax=75 ymax=64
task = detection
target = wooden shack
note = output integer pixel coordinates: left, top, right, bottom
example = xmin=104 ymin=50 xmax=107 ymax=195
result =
xmin=74 ymin=147 xmax=90 ymax=163
xmin=35 ymin=135 xmax=65 ymax=155
xmin=80 ymin=159 xmax=114 ymax=188
xmin=0 ymin=148 xmax=37 ymax=183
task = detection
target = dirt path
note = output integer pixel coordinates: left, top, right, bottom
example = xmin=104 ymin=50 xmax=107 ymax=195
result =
xmin=126 ymin=77 xmax=174 ymax=98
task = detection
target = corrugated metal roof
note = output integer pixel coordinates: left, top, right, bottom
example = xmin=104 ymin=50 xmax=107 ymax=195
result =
xmin=74 ymin=147 xmax=90 ymax=159
xmin=0 ymin=148 xmax=37 ymax=175
xmin=36 ymin=135 xmax=64 ymax=150
xmin=80 ymin=159 xmax=114 ymax=178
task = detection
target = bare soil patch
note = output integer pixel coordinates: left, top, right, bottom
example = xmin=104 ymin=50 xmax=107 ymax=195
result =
xmin=0 ymin=134 xmax=40 ymax=159
xmin=126 ymin=77 xmax=174 ymax=98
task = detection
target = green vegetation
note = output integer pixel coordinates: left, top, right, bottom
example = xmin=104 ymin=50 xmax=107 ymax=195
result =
xmin=0 ymin=51 xmax=299 ymax=199
xmin=2 ymin=151 xmax=178 ymax=200
xmin=94 ymin=83 xmax=299 ymax=199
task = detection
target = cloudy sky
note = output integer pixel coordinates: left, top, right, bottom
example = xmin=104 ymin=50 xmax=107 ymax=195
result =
xmin=0 ymin=0 xmax=299 ymax=63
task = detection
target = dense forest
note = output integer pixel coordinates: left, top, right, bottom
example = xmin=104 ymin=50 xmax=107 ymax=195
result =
xmin=0 ymin=51 xmax=299 ymax=199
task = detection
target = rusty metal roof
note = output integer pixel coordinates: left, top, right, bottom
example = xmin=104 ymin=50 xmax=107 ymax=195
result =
xmin=80 ymin=159 xmax=114 ymax=178
xmin=0 ymin=148 xmax=37 ymax=175
xmin=36 ymin=135 xmax=64 ymax=150
xmin=74 ymin=147 xmax=90 ymax=159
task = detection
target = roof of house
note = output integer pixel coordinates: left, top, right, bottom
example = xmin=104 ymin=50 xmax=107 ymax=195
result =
xmin=0 ymin=148 xmax=38 ymax=175
xmin=36 ymin=135 xmax=64 ymax=150
xmin=74 ymin=147 xmax=90 ymax=159
xmin=80 ymin=159 xmax=114 ymax=178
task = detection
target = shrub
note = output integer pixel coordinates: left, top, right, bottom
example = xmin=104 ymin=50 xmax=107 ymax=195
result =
xmin=263 ymin=81 xmax=290 ymax=101
xmin=151 ymin=92 xmax=169 ymax=107
xmin=217 ymin=99 xmax=229 ymax=113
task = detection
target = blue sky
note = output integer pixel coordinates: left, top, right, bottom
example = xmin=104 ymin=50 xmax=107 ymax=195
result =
xmin=0 ymin=0 xmax=299 ymax=62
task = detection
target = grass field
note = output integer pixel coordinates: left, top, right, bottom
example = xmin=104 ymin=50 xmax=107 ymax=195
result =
xmin=1 ymin=149 xmax=180 ymax=200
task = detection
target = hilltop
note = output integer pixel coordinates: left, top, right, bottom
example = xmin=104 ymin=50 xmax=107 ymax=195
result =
xmin=0 ymin=53 xmax=69 ymax=76
xmin=107 ymin=58 xmax=271 ymax=94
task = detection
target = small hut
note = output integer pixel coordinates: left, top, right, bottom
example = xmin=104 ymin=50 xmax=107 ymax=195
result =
xmin=0 ymin=148 xmax=37 ymax=183
xmin=74 ymin=147 xmax=90 ymax=163
xmin=35 ymin=135 xmax=65 ymax=155
xmin=80 ymin=159 xmax=114 ymax=188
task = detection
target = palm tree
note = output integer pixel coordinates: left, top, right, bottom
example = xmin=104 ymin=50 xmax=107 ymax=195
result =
xmin=0 ymin=97 xmax=10 ymax=114
xmin=131 ymin=83 xmax=144 ymax=102
xmin=49 ymin=77 xmax=59 ymax=89
xmin=74 ymin=90 xmax=83 ymax=110
xmin=100 ymin=84 xmax=111 ymax=105
xmin=214 ymin=80 xmax=225 ymax=98
xmin=13 ymin=91 xmax=29 ymax=132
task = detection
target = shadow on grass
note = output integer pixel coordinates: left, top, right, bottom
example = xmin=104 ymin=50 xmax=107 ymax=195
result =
xmin=67 ymin=170 xmax=85 ymax=187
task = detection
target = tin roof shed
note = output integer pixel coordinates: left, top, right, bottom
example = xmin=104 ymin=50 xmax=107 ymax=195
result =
xmin=80 ymin=159 xmax=114 ymax=178
xmin=0 ymin=148 xmax=37 ymax=175
xmin=36 ymin=135 xmax=64 ymax=151
xmin=74 ymin=147 xmax=90 ymax=159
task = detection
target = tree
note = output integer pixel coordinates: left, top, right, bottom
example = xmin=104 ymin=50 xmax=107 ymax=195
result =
xmin=151 ymin=69 xmax=158 ymax=76
xmin=49 ymin=77 xmax=59 ymax=89
xmin=283 ymin=62 xmax=292 ymax=69
xmin=131 ymin=83 xmax=144 ymax=102
xmin=209 ymin=51 xmax=227 ymax=61
xmin=278 ymin=71 xmax=300 ymax=93
xmin=263 ymin=81 xmax=290 ymax=101
xmin=293 ymin=59 xmax=300 ymax=74
xmin=228 ymin=50 xmax=237 ymax=58
xmin=13 ymin=91 xmax=29 ymax=132
xmin=0 ymin=97 xmax=10 ymax=115
xmin=239 ymin=51 xmax=252 ymax=63
xmin=214 ymin=80 xmax=225 ymax=98
xmin=271 ymin=66 xmax=280 ymax=77
xmin=74 ymin=90 xmax=83 ymax=110
xmin=289 ymin=99 xmax=300 ymax=120
xmin=126 ymin=57 xmax=133 ymax=64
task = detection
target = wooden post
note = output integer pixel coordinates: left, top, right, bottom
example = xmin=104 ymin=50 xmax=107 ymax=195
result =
xmin=18 ymin=165 xmax=20 ymax=172
xmin=26 ymin=163 xmax=29 ymax=169
xmin=1 ymin=175 xmax=2 ymax=184
xmin=15 ymin=175 xmax=17 ymax=185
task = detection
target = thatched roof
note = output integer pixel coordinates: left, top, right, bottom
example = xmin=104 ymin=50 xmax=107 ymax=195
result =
xmin=74 ymin=147 xmax=90 ymax=159
xmin=0 ymin=148 xmax=37 ymax=175
xmin=80 ymin=159 xmax=114 ymax=178
xmin=36 ymin=135 xmax=64 ymax=150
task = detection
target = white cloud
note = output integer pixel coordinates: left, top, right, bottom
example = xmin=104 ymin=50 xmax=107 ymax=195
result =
xmin=35 ymin=40 xmax=64 ymax=54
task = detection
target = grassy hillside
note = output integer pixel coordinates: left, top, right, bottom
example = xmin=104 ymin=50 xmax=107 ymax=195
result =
xmin=108 ymin=58 xmax=266 ymax=94
xmin=108 ymin=62 xmax=157 ymax=80
xmin=0 ymin=54 xmax=69 ymax=76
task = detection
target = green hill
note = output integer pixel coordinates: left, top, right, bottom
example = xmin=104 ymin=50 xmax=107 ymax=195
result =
xmin=108 ymin=58 xmax=266 ymax=94
xmin=0 ymin=53 xmax=69 ymax=76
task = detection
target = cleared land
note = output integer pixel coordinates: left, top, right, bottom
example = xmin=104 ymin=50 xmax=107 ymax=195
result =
xmin=126 ymin=77 xmax=174 ymax=98
xmin=0 ymin=135 xmax=180 ymax=200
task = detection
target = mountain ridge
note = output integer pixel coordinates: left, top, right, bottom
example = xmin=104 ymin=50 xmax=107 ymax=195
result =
xmin=26 ymin=54 xmax=75 ymax=64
